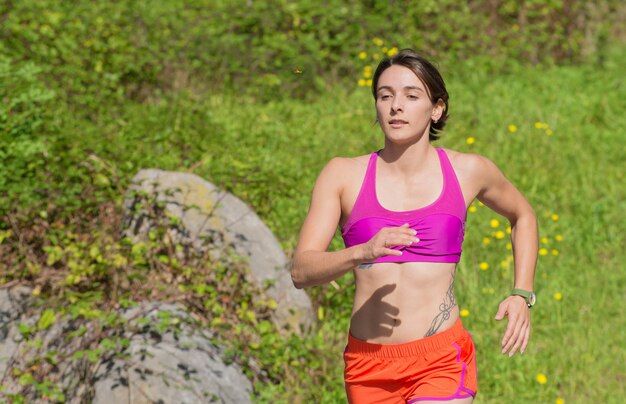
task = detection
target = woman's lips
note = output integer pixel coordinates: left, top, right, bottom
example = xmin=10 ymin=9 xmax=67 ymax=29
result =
xmin=389 ymin=119 xmax=408 ymax=128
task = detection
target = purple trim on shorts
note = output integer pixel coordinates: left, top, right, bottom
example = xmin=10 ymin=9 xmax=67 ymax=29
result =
xmin=407 ymin=342 xmax=476 ymax=403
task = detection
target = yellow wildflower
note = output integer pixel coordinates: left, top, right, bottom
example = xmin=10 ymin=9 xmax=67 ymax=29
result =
xmin=373 ymin=37 xmax=384 ymax=46
xmin=556 ymin=398 xmax=565 ymax=404
xmin=534 ymin=122 xmax=542 ymax=129
xmin=506 ymin=226 xmax=511 ymax=234
xmin=551 ymin=249 xmax=559 ymax=256
xmin=495 ymin=231 xmax=505 ymax=239
xmin=481 ymin=287 xmax=487 ymax=294
xmin=541 ymin=237 xmax=549 ymax=244
xmin=551 ymin=214 xmax=559 ymax=221
xmin=469 ymin=205 xmax=477 ymax=213
xmin=507 ymin=124 xmax=518 ymax=133
xmin=387 ymin=47 xmax=398 ymax=57
xmin=500 ymin=260 xmax=509 ymax=268
xmin=478 ymin=201 xmax=484 ymax=207
xmin=546 ymin=129 xmax=554 ymax=136
xmin=479 ymin=262 xmax=489 ymax=271
xmin=364 ymin=70 xmax=372 ymax=78
xmin=553 ymin=292 xmax=562 ymax=301
xmin=512 ymin=24 xmax=519 ymax=31
xmin=539 ymin=248 xmax=548 ymax=256
xmin=382 ymin=46 xmax=388 ymax=53
xmin=358 ymin=79 xmax=366 ymax=87
xmin=482 ymin=237 xmax=491 ymax=245
xmin=536 ymin=373 xmax=547 ymax=385
xmin=466 ymin=137 xmax=476 ymax=145
xmin=366 ymin=79 xmax=372 ymax=87
xmin=489 ymin=287 xmax=495 ymax=294
xmin=460 ymin=309 xmax=470 ymax=317
xmin=506 ymin=242 xmax=512 ymax=250
xmin=490 ymin=219 xmax=500 ymax=228
xmin=555 ymin=234 xmax=563 ymax=241
xmin=359 ymin=52 xmax=367 ymax=59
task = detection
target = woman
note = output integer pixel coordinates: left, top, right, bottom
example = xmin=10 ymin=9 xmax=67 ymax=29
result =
xmin=291 ymin=49 xmax=538 ymax=403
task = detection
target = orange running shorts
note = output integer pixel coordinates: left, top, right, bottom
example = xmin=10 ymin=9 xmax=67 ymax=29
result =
xmin=344 ymin=318 xmax=477 ymax=403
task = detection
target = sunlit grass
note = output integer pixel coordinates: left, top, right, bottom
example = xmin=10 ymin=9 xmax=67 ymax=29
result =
xmin=239 ymin=50 xmax=624 ymax=403
xmin=65 ymin=46 xmax=625 ymax=402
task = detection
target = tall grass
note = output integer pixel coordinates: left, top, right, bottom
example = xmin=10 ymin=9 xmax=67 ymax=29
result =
xmin=5 ymin=43 xmax=623 ymax=402
xmin=178 ymin=49 xmax=623 ymax=403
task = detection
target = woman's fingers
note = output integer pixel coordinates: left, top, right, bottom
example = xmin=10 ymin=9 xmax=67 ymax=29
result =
xmin=501 ymin=313 xmax=523 ymax=354
xmin=497 ymin=296 xmax=531 ymax=357
xmin=506 ymin=318 xmax=527 ymax=357
xmin=520 ymin=322 xmax=531 ymax=354
xmin=381 ymin=224 xmax=419 ymax=247
xmin=363 ymin=224 xmax=420 ymax=260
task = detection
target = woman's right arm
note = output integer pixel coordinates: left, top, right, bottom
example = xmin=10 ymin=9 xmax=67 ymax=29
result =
xmin=291 ymin=158 xmax=414 ymax=289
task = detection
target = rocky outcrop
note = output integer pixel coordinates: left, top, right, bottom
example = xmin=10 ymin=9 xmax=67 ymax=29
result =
xmin=123 ymin=169 xmax=314 ymax=334
xmin=91 ymin=303 xmax=253 ymax=404
xmin=0 ymin=287 xmax=32 ymax=378
xmin=0 ymin=290 xmax=253 ymax=403
xmin=1 ymin=169 xmax=313 ymax=402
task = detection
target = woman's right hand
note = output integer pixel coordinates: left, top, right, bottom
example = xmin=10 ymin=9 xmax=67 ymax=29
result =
xmin=360 ymin=223 xmax=419 ymax=262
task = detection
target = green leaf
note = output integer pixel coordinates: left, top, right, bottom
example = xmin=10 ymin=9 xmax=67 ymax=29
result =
xmin=37 ymin=309 xmax=57 ymax=330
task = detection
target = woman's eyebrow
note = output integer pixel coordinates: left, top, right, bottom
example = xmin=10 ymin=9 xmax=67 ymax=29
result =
xmin=404 ymin=86 xmax=425 ymax=93
xmin=377 ymin=85 xmax=425 ymax=93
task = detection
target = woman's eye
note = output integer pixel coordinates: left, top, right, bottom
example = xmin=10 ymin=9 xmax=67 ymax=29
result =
xmin=407 ymin=95 xmax=418 ymax=100
xmin=380 ymin=95 xmax=391 ymax=100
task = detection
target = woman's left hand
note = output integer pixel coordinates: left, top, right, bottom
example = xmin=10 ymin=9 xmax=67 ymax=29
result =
xmin=494 ymin=296 xmax=531 ymax=357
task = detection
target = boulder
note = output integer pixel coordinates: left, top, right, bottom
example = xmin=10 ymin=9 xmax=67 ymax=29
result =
xmin=0 ymin=287 xmax=32 ymax=377
xmin=0 ymin=291 xmax=253 ymax=403
xmin=123 ymin=169 xmax=314 ymax=334
xmin=91 ymin=302 xmax=253 ymax=404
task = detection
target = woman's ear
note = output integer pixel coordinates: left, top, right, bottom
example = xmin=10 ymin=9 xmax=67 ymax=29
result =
xmin=432 ymin=98 xmax=445 ymax=122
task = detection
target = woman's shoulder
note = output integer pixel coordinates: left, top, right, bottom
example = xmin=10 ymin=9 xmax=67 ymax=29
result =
xmin=439 ymin=148 xmax=497 ymax=173
xmin=321 ymin=153 xmax=372 ymax=174
xmin=439 ymin=148 xmax=505 ymax=189
xmin=315 ymin=153 xmax=373 ymax=187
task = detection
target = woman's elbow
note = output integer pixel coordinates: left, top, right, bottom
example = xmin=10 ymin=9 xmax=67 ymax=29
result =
xmin=290 ymin=259 xmax=307 ymax=289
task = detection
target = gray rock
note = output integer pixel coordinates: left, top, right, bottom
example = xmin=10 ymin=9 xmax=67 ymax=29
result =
xmin=0 ymin=294 xmax=253 ymax=403
xmin=0 ymin=287 xmax=32 ymax=378
xmin=123 ymin=169 xmax=314 ymax=334
xmin=92 ymin=303 xmax=253 ymax=404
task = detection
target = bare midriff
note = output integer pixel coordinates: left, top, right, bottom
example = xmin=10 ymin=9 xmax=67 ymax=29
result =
xmin=350 ymin=261 xmax=459 ymax=344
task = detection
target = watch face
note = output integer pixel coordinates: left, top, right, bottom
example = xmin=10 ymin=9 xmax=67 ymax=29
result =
xmin=528 ymin=292 xmax=537 ymax=307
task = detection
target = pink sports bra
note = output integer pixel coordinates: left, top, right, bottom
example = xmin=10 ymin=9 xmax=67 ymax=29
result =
xmin=341 ymin=148 xmax=467 ymax=264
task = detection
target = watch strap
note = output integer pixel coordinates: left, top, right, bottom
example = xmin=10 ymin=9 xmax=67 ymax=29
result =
xmin=511 ymin=288 xmax=531 ymax=299
xmin=511 ymin=288 xmax=535 ymax=307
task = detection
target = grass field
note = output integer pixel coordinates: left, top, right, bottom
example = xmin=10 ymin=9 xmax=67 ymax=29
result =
xmin=3 ymin=38 xmax=624 ymax=403
xmin=1 ymin=2 xmax=624 ymax=402
xmin=49 ymin=47 xmax=625 ymax=402
xmin=179 ymin=49 xmax=624 ymax=403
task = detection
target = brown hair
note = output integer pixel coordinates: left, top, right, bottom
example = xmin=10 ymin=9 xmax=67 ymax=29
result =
xmin=372 ymin=49 xmax=449 ymax=141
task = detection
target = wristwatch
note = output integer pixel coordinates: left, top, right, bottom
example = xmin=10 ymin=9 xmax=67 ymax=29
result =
xmin=511 ymin=288 xmax=536 ymax=308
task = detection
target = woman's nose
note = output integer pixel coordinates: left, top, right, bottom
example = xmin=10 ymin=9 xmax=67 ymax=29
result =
xmin=391 ymin=100 xmax=403 ymax=113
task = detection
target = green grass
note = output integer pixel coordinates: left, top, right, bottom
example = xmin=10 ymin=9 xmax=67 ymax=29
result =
xmin=4 ymin=42 xmax=624 ymax=403
xmin=74 ymin=49 xmax=624 ymax=402
xmin=189 ymin=50 xmax=623 ymax=402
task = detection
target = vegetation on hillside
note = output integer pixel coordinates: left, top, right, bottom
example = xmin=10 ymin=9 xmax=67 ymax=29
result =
xmin=1 ymin=1 xmax=624 ymax=402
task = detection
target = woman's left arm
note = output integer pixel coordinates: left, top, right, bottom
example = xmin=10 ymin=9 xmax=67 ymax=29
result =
xmin=471 ymin=155 xmax=538 ymax=357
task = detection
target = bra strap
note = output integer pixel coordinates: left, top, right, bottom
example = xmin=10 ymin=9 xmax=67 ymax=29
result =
xmin=437 ymin=148 xmax=466 ymax=211
xmin=361 ymin=152 xmax=379 ymax=202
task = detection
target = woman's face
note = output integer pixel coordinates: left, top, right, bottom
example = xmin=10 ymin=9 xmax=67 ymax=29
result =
xmin=375 ymin=65 xmax=442 ymax=144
